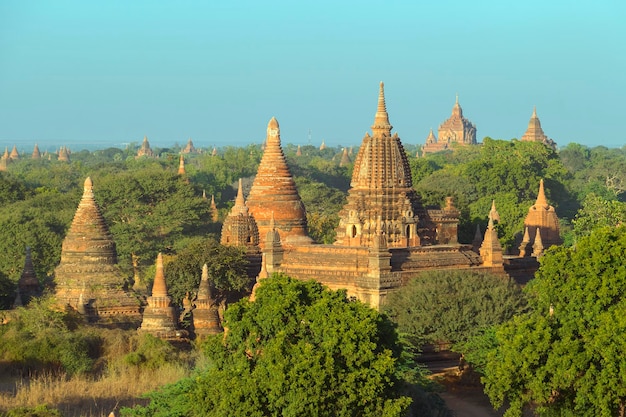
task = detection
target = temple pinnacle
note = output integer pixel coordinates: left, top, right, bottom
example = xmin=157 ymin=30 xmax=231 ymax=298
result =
xmin=371 ymin=81 xmax=392 ymax=136
xmin=535 ymin=179 xmax=549 ymax=208
xmin=151 ymin=253 xmax=168 ymax=298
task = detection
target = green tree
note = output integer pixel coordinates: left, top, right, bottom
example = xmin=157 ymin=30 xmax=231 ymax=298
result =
xmin=95 ymin=168 xmax=212 ymax=278
xmin=125 ymin=275 xmax=413 ymax=417
xmin=162 ymin=237 xmax=252 ymax=306
xmin=383 ymin=270 xmax=525 ymax=348
xmin=484 ymin=226 xmax=626 ymax=417
xmin=571 ymin=193 xmax=626 ymax=242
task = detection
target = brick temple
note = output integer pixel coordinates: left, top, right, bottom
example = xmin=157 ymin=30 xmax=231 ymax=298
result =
xmin=222 ymin=83 xmax=516 ymax=308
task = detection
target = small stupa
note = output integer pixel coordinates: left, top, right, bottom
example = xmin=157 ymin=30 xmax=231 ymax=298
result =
xmin=32 ymin=144 xmax=41 ymax=159
xmin=221 ymin=179 xmax=260 ymax=248
xmin=191 ymin=264 xmax=222 ymax=336
xmin=520 ymin=179 xmax=562 ymax=256
xmin=9 ymin=145 xmax=19 ymax=160
xmin=480 ymin=215 xmax=503 ymax=267
xmin=210 ymin=195 xmax=219 ymax=222
xmin=177 ymin=154 xmax=186 ymax=176
xmin=138 ymin=253 xmax=178 ymax=336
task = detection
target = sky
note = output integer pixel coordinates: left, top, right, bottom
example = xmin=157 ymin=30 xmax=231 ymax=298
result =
xmin=0 ymin=0 xmax=624 ymax=152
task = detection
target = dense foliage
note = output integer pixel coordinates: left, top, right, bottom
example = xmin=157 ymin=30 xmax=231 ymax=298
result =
xmin=162 ymin=237 xmax=252 ymax=306
xmin=483 ymin=226 xmax=626 ymax=417
xmin=383 ymin=270 xmax=526 ymax=348
xmin=125 ymin=275 xmax=417 ymax=417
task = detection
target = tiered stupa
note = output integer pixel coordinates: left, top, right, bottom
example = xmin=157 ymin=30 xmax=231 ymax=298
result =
xmin=246 ymin=117 xmax=312 ymax=248
xmin=138 ymin=253 xmax=178 ymax=336
xmin=221 ymin=179 xmax=260 ymax=248
xmin=182 ymin=138 xmax=196 ymax=154
xmin=520 ymin=107 xmax=556 ymax=150
xmin=221 ymin=179 xmax=262 ymax=277
xmin=32 ymin=144 xmax=41 ymax=159
xmin=423 ymin=95 xmax=477 ymax=154
xmin=519 ymin=179 xmax=561 ymax=256
xmin=136 ymin=136 xmax=155 ymax=158
xmin=54 ymin=177 xmax=141 ymax=322
xmin=334 ymin=82 xmax=424 ymax=248
xmin=191 ymin=264 xmax=222 ymax=336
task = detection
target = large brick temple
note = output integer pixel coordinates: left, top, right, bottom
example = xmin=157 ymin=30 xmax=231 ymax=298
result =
xmin=222 ymin=83 xmax=514 ymax=308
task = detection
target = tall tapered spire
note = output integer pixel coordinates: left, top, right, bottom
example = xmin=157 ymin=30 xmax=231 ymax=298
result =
xmin=535 ymin=179 xmax=549 ymax=209
xmin=228 ymin=178 xmax=249 ymax=214
xmin=335 ymin=82 xmax=426 ymax=248
xmin=177 ymin=154 xmax=186 ymax=175
xmin=151 ymin=253 xmax=168 ymax=298
xmin=371 ymin=82 xmax=392 ymax=137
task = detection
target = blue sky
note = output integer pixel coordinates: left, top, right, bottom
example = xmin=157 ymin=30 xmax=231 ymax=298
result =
xmin=0 ymin=0 xmax=624 ymax=151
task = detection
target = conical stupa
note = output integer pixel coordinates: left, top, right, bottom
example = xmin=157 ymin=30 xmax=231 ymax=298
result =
xmin=54 ymin=177 xmax=141 ymax=321
xmin=32 ymin=144 xmax=41 ymax=159
xmin=191 ymin=264 xmax=222 ymax=336
xmin=246 ymin=117 xmax=312 ymax=248
xmin=138 ymin=253 xmax=178 ymax=336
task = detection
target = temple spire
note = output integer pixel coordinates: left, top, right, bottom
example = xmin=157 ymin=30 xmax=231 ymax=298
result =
xmin=177 ymin=154 xmax=186 ymax=175
xmin=151 ymin=253 xmax=168 ymax=298
xmin=489 ymin=200 xmax=500 ymax=223
xmin=371 ymin=81 xmax=392 ymax=137
xmin=535 ymin=179 xmax=549 ymax=209
xmin=230 ymin=178 xmax=248 ymax=215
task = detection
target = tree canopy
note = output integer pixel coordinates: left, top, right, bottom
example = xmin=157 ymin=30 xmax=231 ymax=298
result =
xmin=383 ymin=270 xmax=526 ymax=348
xmin=124 ymin=274 xmax=414 ymax=417
xmin=483 ymin=226 xmax=626 ymax=417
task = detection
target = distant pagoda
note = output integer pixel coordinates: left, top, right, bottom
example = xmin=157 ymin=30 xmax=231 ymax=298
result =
xmin=136 ymin=136 xmax=155 ymax=158
xmin=520 ymin=107 xmax=556 ymax=150
xmin=182 ymin=138 xmax=196 ymax=154
xmin=32 ymin=144 xmax=41 ymax=159
xmin=423 ymin=95 xmax=477 ymax=154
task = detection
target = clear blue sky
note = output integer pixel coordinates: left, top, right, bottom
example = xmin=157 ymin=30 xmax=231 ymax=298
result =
xmin=0 ymin=0 xmax=624 ymax=151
